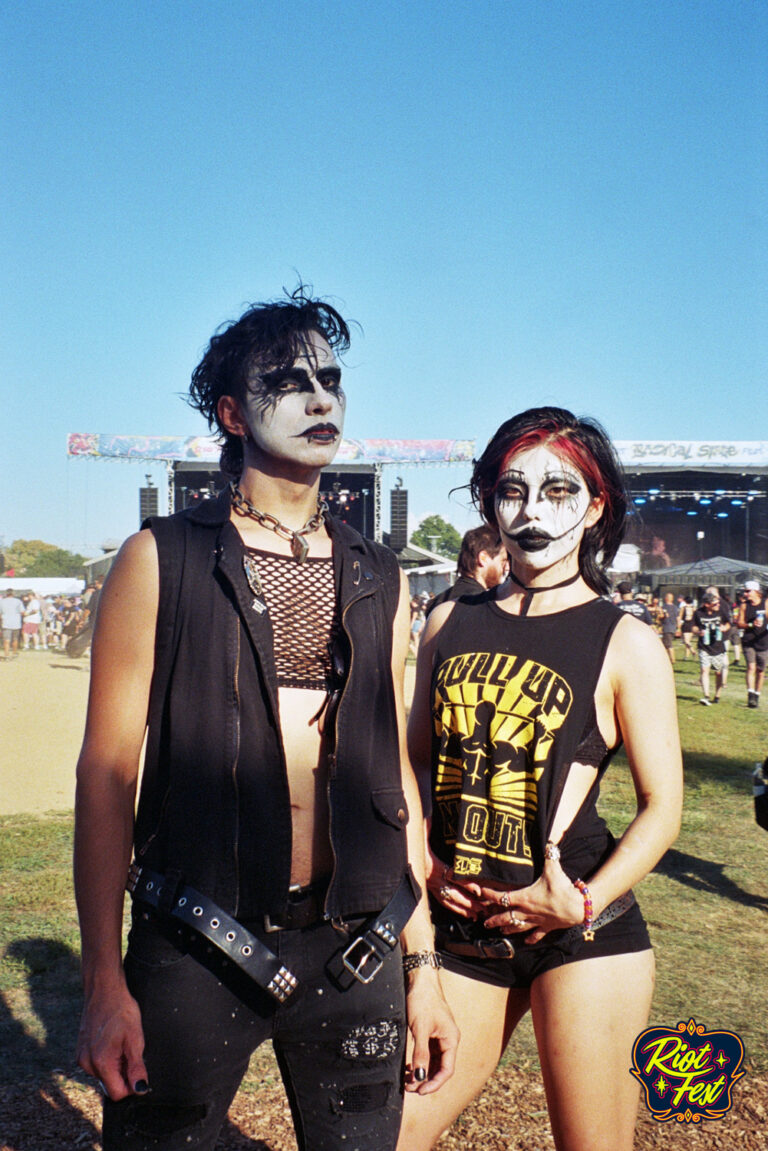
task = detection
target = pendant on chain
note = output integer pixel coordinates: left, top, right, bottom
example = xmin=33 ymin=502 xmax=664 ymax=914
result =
xmin=230 ymin=482 xmax=327 ymax=563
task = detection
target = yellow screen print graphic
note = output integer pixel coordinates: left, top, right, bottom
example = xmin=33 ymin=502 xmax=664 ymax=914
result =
xmin=433 ymin=652 xmax=572 ymax=875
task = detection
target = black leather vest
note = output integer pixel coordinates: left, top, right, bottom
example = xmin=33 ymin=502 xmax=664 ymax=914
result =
xmin=134 ymin=491 xmax=409 ymax=921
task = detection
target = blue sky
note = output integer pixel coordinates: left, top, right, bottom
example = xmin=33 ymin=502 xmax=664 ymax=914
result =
xmin=3 ymin=1 xmax=766 ymax=555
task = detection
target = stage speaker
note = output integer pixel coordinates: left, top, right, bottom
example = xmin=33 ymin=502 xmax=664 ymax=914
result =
xmin=390 ymin=488 xmax=408 ymax=552
xmin=139 ymin=486 xmax=159 ymax=524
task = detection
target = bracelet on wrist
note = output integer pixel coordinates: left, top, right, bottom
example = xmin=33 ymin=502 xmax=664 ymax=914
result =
xmin=573 ymin=879 xmax=595 ymax=941
xmin=402 ymin=950 xmax=442 ymax=973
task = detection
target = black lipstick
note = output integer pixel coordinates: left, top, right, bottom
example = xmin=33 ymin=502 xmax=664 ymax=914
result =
xmin=299 ymin=423 xmax=339 ymax=443
xmin=512 ymin=529 xmax=553 ymax=552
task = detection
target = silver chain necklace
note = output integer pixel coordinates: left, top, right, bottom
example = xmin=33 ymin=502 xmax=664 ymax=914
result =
xmin=230 ymin=482 xmax=328 ymax=563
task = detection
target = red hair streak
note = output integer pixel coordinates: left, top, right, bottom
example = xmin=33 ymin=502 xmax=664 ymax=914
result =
xmin=498 ymin=428 xmax=608 ymax=509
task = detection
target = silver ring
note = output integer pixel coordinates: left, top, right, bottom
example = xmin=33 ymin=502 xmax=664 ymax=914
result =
xmin=439 ymin=884 xmax=452 ymax=901
xmin=508 ymin=914 xmax=523 ymax=928
xmin=500 ymin=891 xmax=512 ymax=909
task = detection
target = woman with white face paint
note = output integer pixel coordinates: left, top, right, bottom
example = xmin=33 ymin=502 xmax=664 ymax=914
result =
xmin=398 ymin=407 xmax=683 ymax=1151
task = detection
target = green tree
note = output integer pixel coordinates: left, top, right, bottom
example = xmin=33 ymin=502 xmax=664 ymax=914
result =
xmin=410 ymin=515 xmax=462 ymax=559
xmin=6 ymin=539 xmax=88 ymax=577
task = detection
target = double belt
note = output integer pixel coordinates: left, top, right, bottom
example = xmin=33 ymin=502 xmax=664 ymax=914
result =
xmin=439 ymin=891 xmax=636 ymax=960
xmin=127 ymin=863 xmax=418 ymax=1000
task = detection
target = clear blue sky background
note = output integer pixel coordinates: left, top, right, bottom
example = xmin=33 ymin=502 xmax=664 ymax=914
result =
xmin=3 ymin=1 xmax=766 ymax=556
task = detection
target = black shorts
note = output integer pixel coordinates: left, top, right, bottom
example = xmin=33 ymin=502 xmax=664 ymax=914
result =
xmin=433 ymin=898 xmax=651 ymax=990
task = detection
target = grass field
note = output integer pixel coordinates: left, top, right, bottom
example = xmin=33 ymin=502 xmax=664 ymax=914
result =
xmin=1 ymin=652 xmax=766 ymax=1117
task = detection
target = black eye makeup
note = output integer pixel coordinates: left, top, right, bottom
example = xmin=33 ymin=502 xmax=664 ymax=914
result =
xmin=495 ymin=470 xmax=583 ymax=504
xmin=540 ymin=475 xmax=582 ymax=501
xmin=316 ymin=369 xmax=344 ymax=396
xmin=248 ymin=366 xmax=344 ymax=416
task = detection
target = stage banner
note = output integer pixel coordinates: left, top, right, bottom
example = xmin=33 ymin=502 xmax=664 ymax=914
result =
xmin=68 ymin=435 xmax=768 ymax=470
xmin=67 ymin=434 xmax=476 ymax=464
xmin=615 ymin=441 xmax=768 ymax=468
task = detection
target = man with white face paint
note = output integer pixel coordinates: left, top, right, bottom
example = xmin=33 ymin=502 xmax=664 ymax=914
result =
xmin=74 ymin=288 xmax=457 ymax=1151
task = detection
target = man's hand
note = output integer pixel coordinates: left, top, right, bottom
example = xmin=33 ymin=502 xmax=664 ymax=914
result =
xmin=76 ymin=981 xmax=149 ymax=1101
xmin=403 ymin=969 xmax=459 ymax=1095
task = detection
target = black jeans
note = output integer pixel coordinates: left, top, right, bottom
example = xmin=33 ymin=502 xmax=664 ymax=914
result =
xmin=103 ymin=911 xmax=407 ymax=1151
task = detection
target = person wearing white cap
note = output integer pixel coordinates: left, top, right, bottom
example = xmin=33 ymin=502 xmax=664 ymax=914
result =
xmin=692 ymin=591 xmax=731 ymax=705
xmin=737 ymin=581 xmax=768 ymax=708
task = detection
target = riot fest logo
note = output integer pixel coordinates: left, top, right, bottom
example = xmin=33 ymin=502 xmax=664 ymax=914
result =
xmin=631 ymin=1018 xmax=745 ymax=1124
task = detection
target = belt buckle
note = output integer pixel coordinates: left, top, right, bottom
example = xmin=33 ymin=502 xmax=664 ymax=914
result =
xmin=478 ymin=937 xmax=515 ymax=959
xmin=342 ymin=936 xmax=384 ymax=984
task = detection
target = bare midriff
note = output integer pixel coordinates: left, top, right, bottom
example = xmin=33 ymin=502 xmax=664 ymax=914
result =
xmin=279 ymin=685 xmax=334 ymax=887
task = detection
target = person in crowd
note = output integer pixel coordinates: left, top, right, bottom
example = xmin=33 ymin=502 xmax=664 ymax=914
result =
xmin=74 ymin=289 xmax=457 ymax=1151
xmin=614 ymin=580 xmax=653 ymax=625
xmin=425 ymin=525 xmax=508 ymax=617
xmin=648 ymin=594 xmax=662 ymax=630
xmin=22 ymin=593 xmax=42 ymax=650
xmin=658 ymin=590 xmax=679 ymax=664
xmin=692 ymin=589 xmax=731 ymax=705
xmin=1 ymin=589 xmax=24 ymax=659
xmin=730 ymin=588 xmax=745 ymax=666
xmin=737 ymin=579 xmax=767 ymax=708
xmin=678 ymin=594 xmax=696 ymax=659
xmin=398 ymin=406 xmax=682 ymax=1151
xmin=410 ymin=600 xmax=427 ymax=658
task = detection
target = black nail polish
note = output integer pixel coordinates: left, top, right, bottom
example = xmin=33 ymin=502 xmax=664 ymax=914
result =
xmin=134 ymin=1079 xmax=150 ymax=1094
xmin=414 ymin=1067 xmax=427 ymax=1082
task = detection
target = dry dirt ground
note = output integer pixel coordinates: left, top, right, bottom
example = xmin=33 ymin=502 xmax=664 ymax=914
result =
xmin=1 ymin=1064 xmax=766 ymax=1151
xmin=1 ymin=651 xmax=765 ymax=1149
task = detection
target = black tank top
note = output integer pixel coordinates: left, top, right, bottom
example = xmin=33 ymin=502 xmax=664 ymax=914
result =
xmin=430 ymin=594 xmax=623 ymax=886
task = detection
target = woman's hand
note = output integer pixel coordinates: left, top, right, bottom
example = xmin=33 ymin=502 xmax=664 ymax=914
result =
xmin=425 ymin=842 xmax=488 ymax=920
xmin=478 ymin=857 xmax=585 ymax=943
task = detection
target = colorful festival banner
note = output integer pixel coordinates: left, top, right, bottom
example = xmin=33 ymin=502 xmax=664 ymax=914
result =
xmin=67 ymin=434 xmax=768 ymax=471
xmin=66 ymin=433 xmax=476 ymax=465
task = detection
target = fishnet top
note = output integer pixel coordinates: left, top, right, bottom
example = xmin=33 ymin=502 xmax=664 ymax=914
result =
xmin=245 ymin=547 xmax=338 ymax=691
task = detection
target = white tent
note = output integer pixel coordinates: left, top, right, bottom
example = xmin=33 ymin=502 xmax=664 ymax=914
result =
xmin=0 ymin=577 xmax=84 ymax=596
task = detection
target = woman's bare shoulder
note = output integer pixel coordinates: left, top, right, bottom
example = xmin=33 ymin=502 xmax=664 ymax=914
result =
xmin=423 ymin=598 xmax=457 ymax=640
xmin=605 ymin=610 xmax=673 ymax=681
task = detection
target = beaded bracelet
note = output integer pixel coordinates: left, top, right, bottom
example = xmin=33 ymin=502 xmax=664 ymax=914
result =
xmin=573 ymin=879 xmax=595 ymax=941
xmin=402 ymin=950 xmax=443 ymax=973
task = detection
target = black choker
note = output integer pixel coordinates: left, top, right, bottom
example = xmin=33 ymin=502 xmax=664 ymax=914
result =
xmin=507 ymin=570 xmax=582 ymax=616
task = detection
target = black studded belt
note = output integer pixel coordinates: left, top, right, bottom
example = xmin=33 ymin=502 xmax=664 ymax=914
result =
xmin=127 ymin=864 xmax=419 ymax=999
xmin=127 ymin=863 xmax=299 ymax=1003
